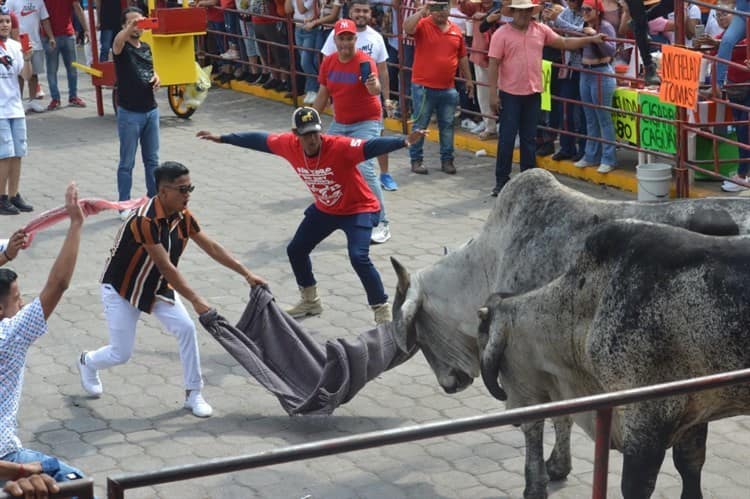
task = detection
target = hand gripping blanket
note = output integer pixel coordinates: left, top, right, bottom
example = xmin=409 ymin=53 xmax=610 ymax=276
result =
xmin=199 ymin=286 xmax=417 ymax=415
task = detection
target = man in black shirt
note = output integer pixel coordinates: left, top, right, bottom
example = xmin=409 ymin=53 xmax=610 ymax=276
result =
xmin=113 ymin=6 xmax=160 ymax=219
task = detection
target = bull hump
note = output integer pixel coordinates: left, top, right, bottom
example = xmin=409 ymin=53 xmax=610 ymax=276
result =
xmin=686 ymin=208 xmax=740 ymax=236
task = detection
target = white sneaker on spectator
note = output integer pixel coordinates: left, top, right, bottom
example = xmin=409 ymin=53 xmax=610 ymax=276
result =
xmin=470 ymin=121 xmax=486 ymax=134
xmin=27 ymin=100 xmax=45 ymax=113
xmin=184 ymin=391 xmax=213 ymax=417
xmin=371 ymin=222 xmax=391 ymax=244
xmin=460 ymin=118 xmax=476 ymax=130
xmin=119 ymin=209 xmax=131 ymax=221
xmin=574 ymin=158 xmax=595 ymax=168
xmin=303 ymin=91 xmax=317 ymax=104
xmin=220 ymin=47 xmax=240 ymax=60
xmin=77 ymin=352 xmax=103 ymax=397
xmin=597 ymin=163 xmax=615 ymax=174
xmin=721 ymin=175 xmax=749 ymax=192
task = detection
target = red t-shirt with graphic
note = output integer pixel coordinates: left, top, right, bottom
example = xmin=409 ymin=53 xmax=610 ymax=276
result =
xmin=267 ymin=132 xmax=380 ymax=215
xmin=318 ymin=51 xmax=381 ymax=124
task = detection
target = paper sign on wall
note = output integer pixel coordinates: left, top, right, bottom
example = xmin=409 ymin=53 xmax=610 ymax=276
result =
xmin=541 ymin=60 xmax=552 ymax=111
xmin=659 ymin=45 xmax=702 ymax=109
xmin=612 ymin=88 xmax=639 ymax=145
xmin=639 ymin=92 xmax=677 ymax=154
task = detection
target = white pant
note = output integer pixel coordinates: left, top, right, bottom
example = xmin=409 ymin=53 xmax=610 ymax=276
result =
xmin=474 ymin=65 xmax=497 ymax=131
xmin=87 ymin=284 xmax=204 ymax=391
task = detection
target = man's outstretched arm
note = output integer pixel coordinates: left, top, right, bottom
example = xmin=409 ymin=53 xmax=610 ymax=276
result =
xmin=196 ymin=130 xmax=272 ymax=153
xmin=362 ymin=129 xmax=429 ymax=160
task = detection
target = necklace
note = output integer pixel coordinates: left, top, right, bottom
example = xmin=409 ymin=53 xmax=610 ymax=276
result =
xmin=302 ymin=142 xmax=322 ymax=171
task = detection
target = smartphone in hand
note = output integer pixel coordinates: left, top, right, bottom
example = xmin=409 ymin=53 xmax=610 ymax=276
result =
xmin=360 ymin=61 xmax=371 ymax=84
xmin=694 ymin=24 xmax=705 ymax=39
xmin=136 ymin=18 xmax=159 ymax=30
xmin=19 ymin=33 xmax=30 ymax=53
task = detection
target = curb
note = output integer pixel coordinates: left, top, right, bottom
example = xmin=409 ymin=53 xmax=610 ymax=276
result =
xmin=219 ymin=78 xmax=716 ymax=199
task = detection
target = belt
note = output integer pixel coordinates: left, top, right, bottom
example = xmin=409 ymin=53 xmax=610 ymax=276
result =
xmin=582 ymin=62 xmax=610 ymax=69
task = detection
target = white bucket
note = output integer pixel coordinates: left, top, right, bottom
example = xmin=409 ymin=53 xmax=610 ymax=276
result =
xmin=636 ymin=163 xmax=672 ymax=202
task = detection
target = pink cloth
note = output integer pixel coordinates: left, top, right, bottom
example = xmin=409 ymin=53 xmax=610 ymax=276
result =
xmin=22 ymin=196 xmax=149 ymax=248
xmin=489 ymin=20 xmax=560 ymax=95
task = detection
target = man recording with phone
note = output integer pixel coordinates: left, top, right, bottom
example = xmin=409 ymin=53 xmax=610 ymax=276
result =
xmin=312 ymin=18 xmax=394 ymax=244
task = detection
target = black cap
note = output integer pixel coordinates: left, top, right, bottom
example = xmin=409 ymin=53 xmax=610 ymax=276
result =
xmin=292 ymin=107 xmax=323 ymax=135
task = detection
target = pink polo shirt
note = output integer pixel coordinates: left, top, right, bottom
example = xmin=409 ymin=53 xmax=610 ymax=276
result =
xmin=488 ymin=20 xmax=559 ymax=96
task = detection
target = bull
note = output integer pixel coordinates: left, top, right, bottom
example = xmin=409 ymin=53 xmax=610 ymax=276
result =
xmin=478 ymin=219 xmax=750 ymax=499
xmin=390 ymin=169 xmax=750 ymax=495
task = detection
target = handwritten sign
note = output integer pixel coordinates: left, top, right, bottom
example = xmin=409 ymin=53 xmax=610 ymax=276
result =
xmin=611 ymin=88 xmax=639 ymax=145
xmin=639 ymin=92 xmax=676 ymax=154
xmin=541 ymin=60 xmax=552 ymax=111
xmin=659 ymin=45 xmax=702 ymax=109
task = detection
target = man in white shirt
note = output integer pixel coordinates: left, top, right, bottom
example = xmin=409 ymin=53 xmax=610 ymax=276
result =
xmin=5 ymin=0 xmax=53 ymax=109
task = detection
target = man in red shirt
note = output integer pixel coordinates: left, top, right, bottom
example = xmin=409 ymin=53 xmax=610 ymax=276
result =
xmin=404 ymin=0 xmax=473 ymax=175
xmin=42 ymin=0 xmax=88 ymax=110
xmin=314 ymin=18 xmax=391 ymax=244
xmin=197 ymin=107 xmax=426 ymax=324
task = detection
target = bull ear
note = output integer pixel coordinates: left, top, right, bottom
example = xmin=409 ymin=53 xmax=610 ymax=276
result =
xmin=391 ymin=257 xmax=411 ymax=295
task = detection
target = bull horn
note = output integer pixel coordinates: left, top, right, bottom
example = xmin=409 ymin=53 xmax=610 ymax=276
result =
xmin=477 ymin=307 xmax=489 ymax=320
xmin=391 ymin=257 xmax=411 ymax=294
xmin=480 ymin=333 xmax=508 ymax=401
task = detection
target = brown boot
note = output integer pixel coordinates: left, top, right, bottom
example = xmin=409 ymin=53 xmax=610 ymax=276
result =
xmin=441 ymin=159 xmax=456 ymax=174
xmin=286 ymin=286 xmax=323 ymax=318
xmin=411 ymin=160 xmax=428 ymax=174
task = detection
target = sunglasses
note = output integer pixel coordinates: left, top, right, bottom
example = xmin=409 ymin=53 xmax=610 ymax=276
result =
xmin=581 ymin=6 xmax=595 ymax=12
xmin=165 ymin=184 xmax=195 ymax=194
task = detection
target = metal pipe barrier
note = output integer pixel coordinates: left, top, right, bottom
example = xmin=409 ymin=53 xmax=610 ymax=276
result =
xmin=107 ymin=367 xmax=750 ymax=499
xmin=0 ymin=478 xmax=95 ymax=499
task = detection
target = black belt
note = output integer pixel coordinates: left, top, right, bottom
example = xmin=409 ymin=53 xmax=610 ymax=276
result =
xmin=582 ymin=62 xmax=610 ymax=69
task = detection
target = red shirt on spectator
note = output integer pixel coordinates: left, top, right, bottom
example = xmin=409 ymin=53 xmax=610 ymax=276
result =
xmin=267 ymin=133 xmax=380 ymax=215
xmin=319 ymin=51 xmax=381 ymax=124
xmin=721 ymin=36 xmax=750 ymax=84
xmin=43 ymin=0 xmax=76 ymax=37
xmin=411 ymin=16 xmax=467 ymax=89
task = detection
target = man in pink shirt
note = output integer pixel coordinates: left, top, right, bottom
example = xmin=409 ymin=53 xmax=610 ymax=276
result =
xmin=488 ymin=0 xmax=603 ymax=196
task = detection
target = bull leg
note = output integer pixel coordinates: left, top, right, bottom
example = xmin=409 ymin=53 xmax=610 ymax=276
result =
xmin=673 ymin=423 xmax=707 ymax=499
xmin=546 ymin=416 xmax=573 ymax=481
xmin=522 ymin=420 xmax=549 ymax=499
xmin=621 ymin=446 xmax=666 ymax=499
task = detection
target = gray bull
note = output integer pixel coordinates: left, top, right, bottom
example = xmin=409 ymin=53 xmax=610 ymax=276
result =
xmin=390 ymin=169 xmax=750 ymax=494
xmin=478 ymin=219 xmax=750 ymax=499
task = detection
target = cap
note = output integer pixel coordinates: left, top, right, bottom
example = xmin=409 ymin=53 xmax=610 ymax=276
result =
xmin=334 ymin=19 xmax=356 ymax=36
xmin=582 ymin=0 xmax=603 ymax=12
xmin=292 ymin=107 xmax=323 ymax=135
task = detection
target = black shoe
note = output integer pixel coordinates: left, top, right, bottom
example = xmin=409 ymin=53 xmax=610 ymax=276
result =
xmin=0 ymin=195 xmax=20 ymax=215
xmin=536 ymin=142 xmax=555 ymax=157
xmin=262 ymin=77 xmax=279 ymax=90
xmin=551 ymin=150 xmax=574 ymax=161
xmin=441 ymin=159 xmax=456 ymax=174
xmin=491 ymin=181 xmax=507 ymax=197
xmin=245 ymin=72 xmax=262 ymax=84
xmin=255 ymin=73 xmax=270 ymax=85
xmin=216 ymin=73 xmax=233 ymax=84
xmin=572 ymin=151 xmax=585 ymax=162
xmin=411 ymin=160 xmax=428 ymax=174
xmin=10 ymin=193 xmax=33 ymax=212
xmin=644 ymin=64 xmax=661 ymax=86
xmin=275 ymin=79 xmax=290 ymax=92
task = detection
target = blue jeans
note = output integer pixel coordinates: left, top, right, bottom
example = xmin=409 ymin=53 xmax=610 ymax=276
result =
xmin=287 ymin=204 xmax=387 ymax=306
xmin=117 ymin=107 xmax=159 ymax=201
xmin=557 ymin=71 xmax=586 ymax=156
xmin=99 ymin=29 xmax=115 ymax=61
xmin=579 ymin=65 xmax=617 ymax=166
xmin=495 ymin=92 xmax=540 ymax=189
xmin=729 ymin=85 xmax=750 ymax=176
xmin=328 ymin=120 xmax=387 ymax=224
xmin=2 ymin=448 xmax=85 ymax=484
xmin=409 ymin=84 xmax=458 ymax=162
xmin=295 ymin=26 xmax=320 ymax=93
xmin=716 ymin=0 xmax=749 ymax=85
xmin=208 ymin=20 xmax=226 ymax=56
xmin=43 ymin=35 xmax=78 ymax=101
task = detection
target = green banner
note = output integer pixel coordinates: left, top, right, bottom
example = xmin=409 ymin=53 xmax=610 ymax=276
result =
xmin=541 ymin=60 xmax=552 ymax=111
xmin=611 ymin=88 xmax=639 ymax=145
xmin=638 ymin=93 xmax=676 ymax=154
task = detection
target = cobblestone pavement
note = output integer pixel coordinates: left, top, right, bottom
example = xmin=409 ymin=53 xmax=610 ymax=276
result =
xmin=4 ymin=79 xmax=748 ymax=499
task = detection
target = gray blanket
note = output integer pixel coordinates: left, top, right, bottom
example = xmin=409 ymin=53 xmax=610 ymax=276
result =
xmin=199 ymin=286 xmax=416 ymax=415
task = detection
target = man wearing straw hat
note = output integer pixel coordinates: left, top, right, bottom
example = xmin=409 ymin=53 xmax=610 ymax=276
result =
xmin=488 ymin=0 xmax=606 ymax=196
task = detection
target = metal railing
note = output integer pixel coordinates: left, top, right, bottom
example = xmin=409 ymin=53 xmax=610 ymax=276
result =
xmin=0 ymin=477 xmax=95 ymax=499
xmin=106 ymin=367 xmax=750 ymax=499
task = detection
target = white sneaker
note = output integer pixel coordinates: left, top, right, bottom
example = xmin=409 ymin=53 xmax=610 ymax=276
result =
xmin=184 ymin=391 xmax=213 ymax=418
xmin=371 ymin=222 xmax=391 ymax=244
xmin=721 ymin=175 xmax=749 ymax=192
xmin=574 ymin=158 xmax=595 ymax=168
xmin=597 ymin=163 xmax=615 ymax=174
xmin=77 ymin=352 xmax=103 ymax=397
xmin=119 ymin=209 xmax=131 ymax=222
xmin=27 ymin=100 xmax=46 ymax=113
xmin=470 ymin=121 xmax=486 ymax=134
xmin=303 ymin=91 xmax=317 ymax=105
xmin=460 ymin=118 xmax=476 ymax=130
xmin=219 ymin=47 xmax=240 ymax=60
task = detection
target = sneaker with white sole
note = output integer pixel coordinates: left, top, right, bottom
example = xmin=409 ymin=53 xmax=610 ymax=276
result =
xmin=574 ymin=158 xmax=595 ymax=168
xmin=597 ymin=163 xmax=615 ymax=174
xmin=184 ymin=391 xmax=213 ymax=417
xmin=460 ymin=118 xmax=476 ymax=130
xmin=219 ymin=47 xmax=240 ymax=60
xmin=721 ymin=175 xmax=749 ymax=192
xmin=27 ymin=100 xmax=46 ymax=113
xmin=303 ymin=91 xmax=317 ymax=105
xmin=470 ymin=121 xmax=486 ymax=135
xmin=371 ymin=222 xmax=391 ymax=244
xmin=380 ymin=172 xmax=398 ymax=191
xmin=119 ymin=209 xmax=131 ymax=222
xmin=77 ymin=352 xmax=103 ymax=397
